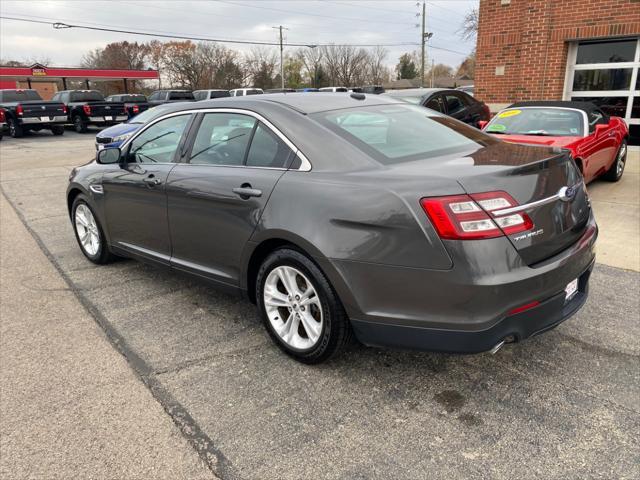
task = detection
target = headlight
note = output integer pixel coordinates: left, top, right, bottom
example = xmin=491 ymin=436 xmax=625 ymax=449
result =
xmin=113 ymin=133 xmax=132 ymax=143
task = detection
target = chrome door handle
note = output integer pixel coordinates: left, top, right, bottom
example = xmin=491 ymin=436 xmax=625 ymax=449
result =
xmin=232 ymin=187 xmax=262 ymax=198
xmin=143 ymin=176 xmax=161 ymax=186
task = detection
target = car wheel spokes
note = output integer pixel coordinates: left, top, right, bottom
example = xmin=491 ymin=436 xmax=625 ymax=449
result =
xmin=617 ymin=143 xmax=626 ymax=176
xmin=74 ymin=204 xmax=100 ymax=256
xmin=264 ymin=266 xmax=323 ymax=350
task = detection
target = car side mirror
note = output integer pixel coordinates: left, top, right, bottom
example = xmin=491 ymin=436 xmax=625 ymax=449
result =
xmin=478 ymin=120 xmax=488 ymax=130
xmin=96 ymin=147 xmax=121 ymax=164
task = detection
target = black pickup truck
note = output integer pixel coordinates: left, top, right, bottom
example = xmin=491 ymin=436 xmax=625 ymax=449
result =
xmin=105 ymin=93 xmax=149 ymax=119
xmin=51 ymin=90 xmax=127 ymax=133
xmin=0 ymin=89 xmax=67 ymax=137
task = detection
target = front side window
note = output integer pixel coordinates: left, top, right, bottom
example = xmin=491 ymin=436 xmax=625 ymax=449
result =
xmin=246 ymin=122 xmax=293 ymax=168
xmin=485 ymin=108 xmax=585 ymax=136
xmin=445 ymin=94 xmax=466 ymax=115
xmin=425 ymin=96 xmax=445 ymax=112
xmin=189 ymin=113 xmax=256 ymax=165
xmin=128 ymin=114 xmax=191 ymax=164
xmin=313 ymin=104 xmax=496 ymax=165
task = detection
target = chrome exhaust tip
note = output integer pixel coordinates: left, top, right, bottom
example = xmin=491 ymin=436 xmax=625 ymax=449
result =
xmin=489 ymin=340 xmax=505 ymax=355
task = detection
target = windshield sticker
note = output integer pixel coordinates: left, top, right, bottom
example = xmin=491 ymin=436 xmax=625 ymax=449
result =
xmin=497 ymin=109 xmax=522 ymax=118
xmin=487 ymin=123 xmax=507 ymax=132
xmin=570 ymin=128 xmax=578 ymax=134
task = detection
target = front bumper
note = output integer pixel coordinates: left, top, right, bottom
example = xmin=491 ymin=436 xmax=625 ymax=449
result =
xmin=20 ymin=115 xmax=67 ymax=125
xmin=335 ymin=212 xmax=598 ymax=353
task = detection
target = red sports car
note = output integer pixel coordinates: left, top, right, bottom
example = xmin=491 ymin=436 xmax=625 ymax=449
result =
xmin=480 ymin=101 xmax=629 ymax=183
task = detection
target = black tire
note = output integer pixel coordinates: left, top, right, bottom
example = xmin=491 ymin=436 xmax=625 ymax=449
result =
xmin=71 ymin=195 xmax=116 ymax=265
xmin=51 ymin=125 xmax=65 ymax=136
xmin=256 ymin=248 xmax=352 ymax=364
xmin=8 ymin=118 xmax=24 ymax=138
xmin=73 ymin=115 xmax=88 ymax=133
xmin=603 ymin=139 xmax=627 ymax=182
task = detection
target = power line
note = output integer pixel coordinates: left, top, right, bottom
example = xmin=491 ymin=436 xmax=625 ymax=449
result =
xmin=0 ymin=15 xmax=426 ymax=47
xmin=213 ymin=0 xmax=416 ymax=26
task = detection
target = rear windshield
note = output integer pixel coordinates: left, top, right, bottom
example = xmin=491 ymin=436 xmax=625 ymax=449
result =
xmin=121 ymin=94 xmax=147 ymax=102
xmin=312 ymin=104 xmax=498 ymax=165
xmin=169 ymin=91 xmax=194 ymax=100
xmin=70 ymin=91 xmax=104 ymax=102
xmin=486 ymin=108 xmax=584 ymax=136
xmin=0 ymin=90 xmax=42 ymax=102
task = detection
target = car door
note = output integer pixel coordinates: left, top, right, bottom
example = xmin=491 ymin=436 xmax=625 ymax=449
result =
xmin=166 ymin=111 xmax=294 ymax=286
xmin=102 ymin=113 xmax=194 ymax=263
xmin=580 ymin=109 xmax=617 ymax=181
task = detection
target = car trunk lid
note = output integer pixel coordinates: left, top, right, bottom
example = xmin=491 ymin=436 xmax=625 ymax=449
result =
xmin=18 ymin=101 xmax=66 ymax=118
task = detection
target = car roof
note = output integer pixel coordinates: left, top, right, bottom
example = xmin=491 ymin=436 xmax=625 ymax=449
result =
xmin=384 ymin=88 xmax=447 ymax=97
xmin=508 ymin=100 xmax=600 ymax=115
xmin=144 ymin=92 xmax=404 ymax=116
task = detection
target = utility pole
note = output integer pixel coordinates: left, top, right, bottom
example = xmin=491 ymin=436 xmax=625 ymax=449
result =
xmin=273 ymin=25 xmax=288 ymax=89
xmin=420 ymin=1 xmax=433 ymax=88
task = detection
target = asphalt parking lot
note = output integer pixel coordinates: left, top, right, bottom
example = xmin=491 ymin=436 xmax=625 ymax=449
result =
xmin=1 ymin=130 xmax=639 ymax=479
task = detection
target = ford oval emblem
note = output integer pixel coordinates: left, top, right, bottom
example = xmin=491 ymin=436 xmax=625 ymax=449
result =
xmin=558 ymin=186 xmax=576 ymax=202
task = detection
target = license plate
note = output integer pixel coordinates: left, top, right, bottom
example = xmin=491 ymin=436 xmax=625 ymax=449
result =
xmin=105 ymin=116 xmax=112 ymax=121
xmin=565 ymin=278 xmax=578 ymax=301
xmin=40 ymin=116 xmax=49 ymax=122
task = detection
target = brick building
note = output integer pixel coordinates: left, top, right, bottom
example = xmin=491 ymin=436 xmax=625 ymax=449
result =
xmin=475 ymin=0 xmax=640 ymax=143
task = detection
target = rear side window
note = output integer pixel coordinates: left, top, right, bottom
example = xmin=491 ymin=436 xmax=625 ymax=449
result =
xmin=236 ymin=90 xmax=244 ymax=97
xmin=246 ymin=122 xmax=293 ymax=168
xmin=445 ymin=94 xmax=465 ymax=114
xmin=193 ymin=91 xmax=205 ymax=101
xmin=313 ymin=104 xmax=496 ymax=165
xmin=189 ymin=113 xmax=256 ymax=165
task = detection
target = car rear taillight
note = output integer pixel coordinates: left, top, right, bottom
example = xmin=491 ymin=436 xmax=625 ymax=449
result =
xmin=83 ymin=104 xmax=92 ymax=115
xmin=62 ymin=105 xmax=67 ymax=114
xmin=131 ymin=105 xmax=139 ymax=114
xmin=420 ymin=191 xmax=533 ymax=240
xmin=0 ymin=109 xmax=5 ymax=122
xmin=16 ymin=105 xmax=23 ymax=116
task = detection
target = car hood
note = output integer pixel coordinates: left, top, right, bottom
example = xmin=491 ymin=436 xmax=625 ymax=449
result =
xmin=485 ymin=133 xmax=582 ymax=148
xmin=96 ymin=122 xmax=141 ymax=139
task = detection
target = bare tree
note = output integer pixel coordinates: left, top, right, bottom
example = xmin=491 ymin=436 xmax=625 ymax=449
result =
xmin=297 ymin=47 xmax=323 ymax=87
xmin=365 ymin=46 xmax=389 ymax=85
xmin=459 ymin=8 xmax=479 ymax=41
xmin=321 ymin=45 xmax=368 ymax=87
xmin=244 ymin=47 xmax=279 ymax=88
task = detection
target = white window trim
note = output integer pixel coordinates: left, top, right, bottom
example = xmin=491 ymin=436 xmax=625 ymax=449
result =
xmin=564 ymin=37 xmax=640 ymax=126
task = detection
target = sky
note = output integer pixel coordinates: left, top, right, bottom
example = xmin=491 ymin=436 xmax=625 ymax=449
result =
xmin=0 ymin=0 xmax=478 ymax=70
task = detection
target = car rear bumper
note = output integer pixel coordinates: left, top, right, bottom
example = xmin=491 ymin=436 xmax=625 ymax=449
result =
xmin=350 ymin=260 xmax=593 ymax=353
xmin=88 ymin=116 xmax=128 ymax=123
xmin=20 ymin=116 xmax=67 ymax=125
xmin=331 ymin=212 xmax=597 ymax=353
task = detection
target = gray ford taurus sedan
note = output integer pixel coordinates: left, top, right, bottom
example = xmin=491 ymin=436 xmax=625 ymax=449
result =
xmin=67 ymin=93 xmax=597 ymax=363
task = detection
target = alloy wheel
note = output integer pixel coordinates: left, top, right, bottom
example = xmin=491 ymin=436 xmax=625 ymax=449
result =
xmin=263 ymin=266 xmax=323 ymax=350
xmin=616 ymin=142 xmax=627 ymax=177
xmin=74 ymin=204 xmax=100 ymax=256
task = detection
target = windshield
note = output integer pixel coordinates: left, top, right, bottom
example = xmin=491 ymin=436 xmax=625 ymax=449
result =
xmin=129 ymin=105 xmax=171 ymax=124
xmin=312 ymin=104 xmax=498 ymax=165
xmin=486 ymin=108 xmax=584 ymax=136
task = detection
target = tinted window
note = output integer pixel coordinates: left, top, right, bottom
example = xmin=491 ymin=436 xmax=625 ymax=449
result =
xmin=573 ymin=69 xmax=632 ymax=91
xmin=169 ymin=91 xmax=194 ymax=100
xmin=445 ymin=94 xmax=465 ymax=114
xmin=148 ymin=92 xmax=160 ymax=100
xmin=193 ymin=91 xmax=205 ymax=101
xmin=123 ymin=94 xmax=146 ymax=102
xmin=571 ymin=96 xmax=628 ymax=118
xmin=0 ymin=90 xmax=42 ymax=102
xmin=485 ymin=108 xmax=584 ymax=136
xmin=189 ymin=113 xmax=256 ymax=165
xmin=70 ymin=91 xmax=104 ymax=102
xmin=246 ymin=89 xmax=262 ymax=95
xmin=313 ymin=104 xmax=496 ymax=165
xmin=236 ymin=90 xmax=244 ymax=96
xmin=246 ymin=122 xmax=293 ymax=168
xmin=128 ymin=114 xmax=191 ymax=164
xmin=425 ymin=96 xmax=444 ymax=112
xmin=576 ymin=39 xmax=637 ymax=64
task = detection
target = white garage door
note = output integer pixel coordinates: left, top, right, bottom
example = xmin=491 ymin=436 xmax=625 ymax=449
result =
xmin=564 ymin=37 xmax=640 ymax=144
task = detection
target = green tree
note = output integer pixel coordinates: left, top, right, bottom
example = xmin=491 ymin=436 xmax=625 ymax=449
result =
xmin=395 ymin=53 xmax=418 ymax=80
